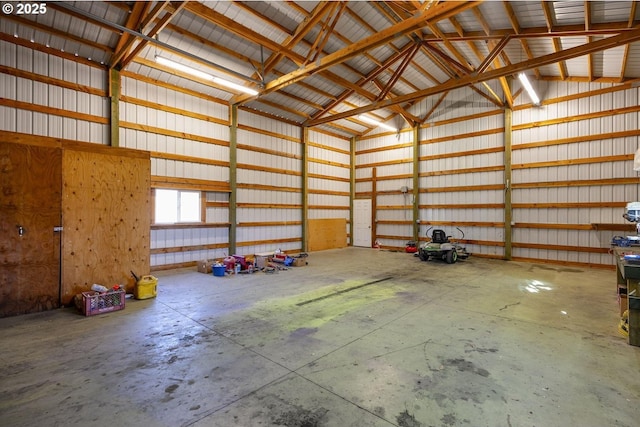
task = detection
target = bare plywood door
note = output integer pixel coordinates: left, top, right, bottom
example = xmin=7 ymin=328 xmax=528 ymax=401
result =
xmin=0 ymin=143 xmax=62 ymax=317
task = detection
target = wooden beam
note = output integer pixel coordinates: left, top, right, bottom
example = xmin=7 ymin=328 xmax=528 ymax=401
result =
xmin=308 ymin=26 xmax=640 ymax=125
xmin=236 ymin=1 xmax=481 ymax=102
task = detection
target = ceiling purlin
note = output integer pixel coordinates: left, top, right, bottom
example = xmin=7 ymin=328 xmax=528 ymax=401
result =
xmin=47 ymin=2 xmax=118 ymax=33
xmin=541 ymin=1 xmax=568 ymax=80
xmin=420 ymin=91 xmax=449 ymax=124
xmin=477 ymin=35 xmax=510 ymax=74
xmin=310 ymin=42 xmax=418 ymax=121
xmin=369 ymin=1 xmax=437 ymax=124
xmin=119 ymin=2 xmax=187 ymax=69
xmin=204 ymin=2 xmax=387 ymax=112
xmin=471 ymin=6 xmax=512 ymax=108
xmin=376 ymin=42 xmax=422 ymax=101
xmin=502 ymin=0 xmax=540 ymax=80
xmin=184 ymin=1 xmax=299 ymax=79
xmin=261 ymin=1 xmax=336 ymax=75
xmin=444 ymin=16 xmax=504 ymax=108
xmin=345 ymin=5 xmax=428 ymax=92
xmin=111 ymin=1 xmax=149 ymax=66
xmin=4 ymin=14 xmax=112 ymax=54
xmin=585 ymin=1 xmax=593 ymax=81
xmin=139 ymin=1 xmax=171 ymax=32
xmin=619 ymin=1 xmax=638 ymax=81
xmin=245 ymin=1 xmax=482 ymax=106
xmin=425 ymin=18 xmax=507 ymax=107
xmin=304 ymin=2 xmax=346 ymax=65
xmin=308 ymin=26 xmax=640 ymax=126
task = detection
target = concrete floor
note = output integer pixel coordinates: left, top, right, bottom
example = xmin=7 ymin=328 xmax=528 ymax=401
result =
xmin=1 ymin=247 xmax=639 ymax=427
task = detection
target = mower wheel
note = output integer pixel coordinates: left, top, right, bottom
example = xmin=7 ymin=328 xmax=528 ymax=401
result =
xmin=445 ymin=250 xmax=458 ymax=264
xmin=418 ymin=251 xmax=428 ymax=261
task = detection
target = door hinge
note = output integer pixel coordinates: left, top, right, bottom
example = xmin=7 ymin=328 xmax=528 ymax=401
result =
xmin=53 ymin=226 xmax=63 ymax=232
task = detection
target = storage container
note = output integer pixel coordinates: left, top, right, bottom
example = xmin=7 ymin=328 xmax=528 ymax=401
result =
xmin=134 ymin=275 xmax=158 ymax=300
xmin=81 ymin=289 xmax=125 ymax=316
xmin=213 ymin=265 xmax=225 ymax=277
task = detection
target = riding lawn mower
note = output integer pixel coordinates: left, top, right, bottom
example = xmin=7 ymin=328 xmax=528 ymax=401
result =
xmin=417 ymin=227 xmax=470 ymax=264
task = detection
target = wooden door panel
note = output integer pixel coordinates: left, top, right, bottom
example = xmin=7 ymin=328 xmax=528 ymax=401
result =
xmin=0 ymin=143 xmax=62 ymax=317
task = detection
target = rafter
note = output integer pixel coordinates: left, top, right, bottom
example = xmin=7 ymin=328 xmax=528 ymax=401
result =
xmin=308 ymin=26 xmax=640 ymax=126
xmin=472 ymin=6 xmax=513 ymax=108
xmin=119 ymin=1 xmax=187 ymax=69
xmin=502 ymin=0 xmax=540 ymax=79
xmin=619 ymin=1 xmax=637 ymax=81
xmin=585 ymin=1 xmax=593 ymax=81
xmin=236 ymin=1 xmax=482 ymax=102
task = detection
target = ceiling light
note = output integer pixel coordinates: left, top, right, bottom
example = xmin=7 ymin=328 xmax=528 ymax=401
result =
xmin=212 ymin=77 xmax=258 ymax=96
xmin=155 ymin=55 xmax=213 ymax=80
xmin=518 ymin=73 xmax=540 ymax=106
xmin=155 ymin=55 xmax=258 ymax=96
xmin=358 ymin=114 xmax=396 ymax=132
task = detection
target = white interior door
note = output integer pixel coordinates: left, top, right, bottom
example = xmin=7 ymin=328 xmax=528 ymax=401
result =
xmin=353 ymin=199 xmax=372 ymax=247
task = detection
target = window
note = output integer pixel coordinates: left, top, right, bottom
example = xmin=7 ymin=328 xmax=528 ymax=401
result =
xmin=154 ymin=189 xmax=201 ymax=223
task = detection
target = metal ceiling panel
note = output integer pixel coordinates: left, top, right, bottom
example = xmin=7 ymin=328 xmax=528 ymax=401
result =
xmin=508 ymin=2 xmax=548 ymax=29
xmin=552 ymin=1 xmax=587 ymax=26
xmin=475 ymin=2 xmax=513 ymax=30
xmin=590 ymin=1 xmax=635 ymax=23
xmin=449 ymin=9 xmax=485 ymax=34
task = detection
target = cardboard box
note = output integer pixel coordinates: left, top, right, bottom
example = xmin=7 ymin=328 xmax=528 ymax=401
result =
xmin=292 ymin=257 xmax=308 ymax=267
xmin=618 ymin=285 xmax=628 ymax=317
xmin=197 ymin=259 xmax=214 ymax=274
xmin=255 ymin=252 xmax=272 ymax=269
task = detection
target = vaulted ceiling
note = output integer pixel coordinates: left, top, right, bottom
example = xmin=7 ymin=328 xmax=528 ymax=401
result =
xmin=3 ymin=1 xmax=640 ymax=137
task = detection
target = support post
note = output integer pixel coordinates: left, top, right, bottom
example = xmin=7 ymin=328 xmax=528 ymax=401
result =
xmin=413 ymin=125 xmax=420 ymax=243
xmin=229 ymin=105 xmax=238 ymax=255
xmin=109 ymin=68 xmax=120 ymax=147
xmin=301 ymin=127 xmax=309 ymax=252
xmin=504 ymin=106 xmax=513 ymax=260
xmin=372 ymin=166 xmax=377 ymax=248
xmin=350 ymin=136 xmax=356 ymax=246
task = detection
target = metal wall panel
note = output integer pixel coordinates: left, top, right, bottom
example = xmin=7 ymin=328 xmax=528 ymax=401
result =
xmin=512 ymin=81 xmax=640 ymax=266
xmin=235 ymin=111 xmax=303 ymax=254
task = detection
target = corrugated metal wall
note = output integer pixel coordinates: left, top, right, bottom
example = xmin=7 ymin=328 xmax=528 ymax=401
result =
xmin=356 ymin=131 xmax=415 ymax=249
xmin=355 ymin=82 xmax=640 ymax=268
xmin=0 ymin=39 xmax=108 ymax=142
xmin=307 ymin=129 xmax=351 ymax=239
xmin=419 ymin=87 xmax=506 ymax=258
xmin=119 ymin=74 xmax=231 ymax=267
xmin=236 ymin=110 xmax=302 ymax=255
xmin=511 ymin=81 xmax=640 ymax=266
xmin=3 ymin=38 xmax=640 ymax=270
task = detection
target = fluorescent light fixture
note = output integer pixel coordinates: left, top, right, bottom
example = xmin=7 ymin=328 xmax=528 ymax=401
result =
xmin=358 ymin=114 xmax=396 ymax=132
xmin=155 ymin=55 xmax=213 ymax=80
xmin=518 ymin=73 xmax=540 ymax=105
xmin=212 ymin=77 xmax=258 ymax=96
xmin=155 ymin=55 xmax=258 ymax=95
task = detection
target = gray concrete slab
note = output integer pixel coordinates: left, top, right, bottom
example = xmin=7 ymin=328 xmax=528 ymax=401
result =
xmin=0 ymin=248 xmax=638 ymax=427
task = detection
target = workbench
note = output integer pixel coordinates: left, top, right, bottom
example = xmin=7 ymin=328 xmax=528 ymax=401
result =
xmin=613 ymin=246 xmax=640 ymax=346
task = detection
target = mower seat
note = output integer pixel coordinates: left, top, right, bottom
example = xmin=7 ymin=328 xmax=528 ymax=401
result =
xmin=431 ymin=229 xmax=448 ymax=244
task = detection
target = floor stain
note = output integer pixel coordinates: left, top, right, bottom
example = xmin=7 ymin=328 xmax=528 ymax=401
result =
xmin=441 ymin=412 xmax=457 ymax=426
xmin=528 ymin=264 xmax=583 ymax=274
xmin=445 ymin=358 xmax=490 ymax=377
xmin=396 ymin=409 xmax=422 ymax=427
xmin=165 ymin=384 xmax=179 ymax=393
xmin=289 ymin=327 xmax=318 ymax=338
xmin=272 ymin=406 xmax=328 ymax=427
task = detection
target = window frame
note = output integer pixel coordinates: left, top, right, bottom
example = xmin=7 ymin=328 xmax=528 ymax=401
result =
xmin=152 ymin=188 xmax=204 ymax=225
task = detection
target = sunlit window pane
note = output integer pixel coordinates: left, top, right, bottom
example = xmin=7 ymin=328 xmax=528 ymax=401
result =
xmin=155 ymin=189 xmax=178 ymax=223
xmin=154 ymin=189 xmax=201 ymax=224
xmin=179 ymin=191 xmax=200 ymax=222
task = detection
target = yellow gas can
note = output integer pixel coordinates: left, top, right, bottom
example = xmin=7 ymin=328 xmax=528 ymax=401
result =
xmin=134 ymin=275 xmax=158 ymax=300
